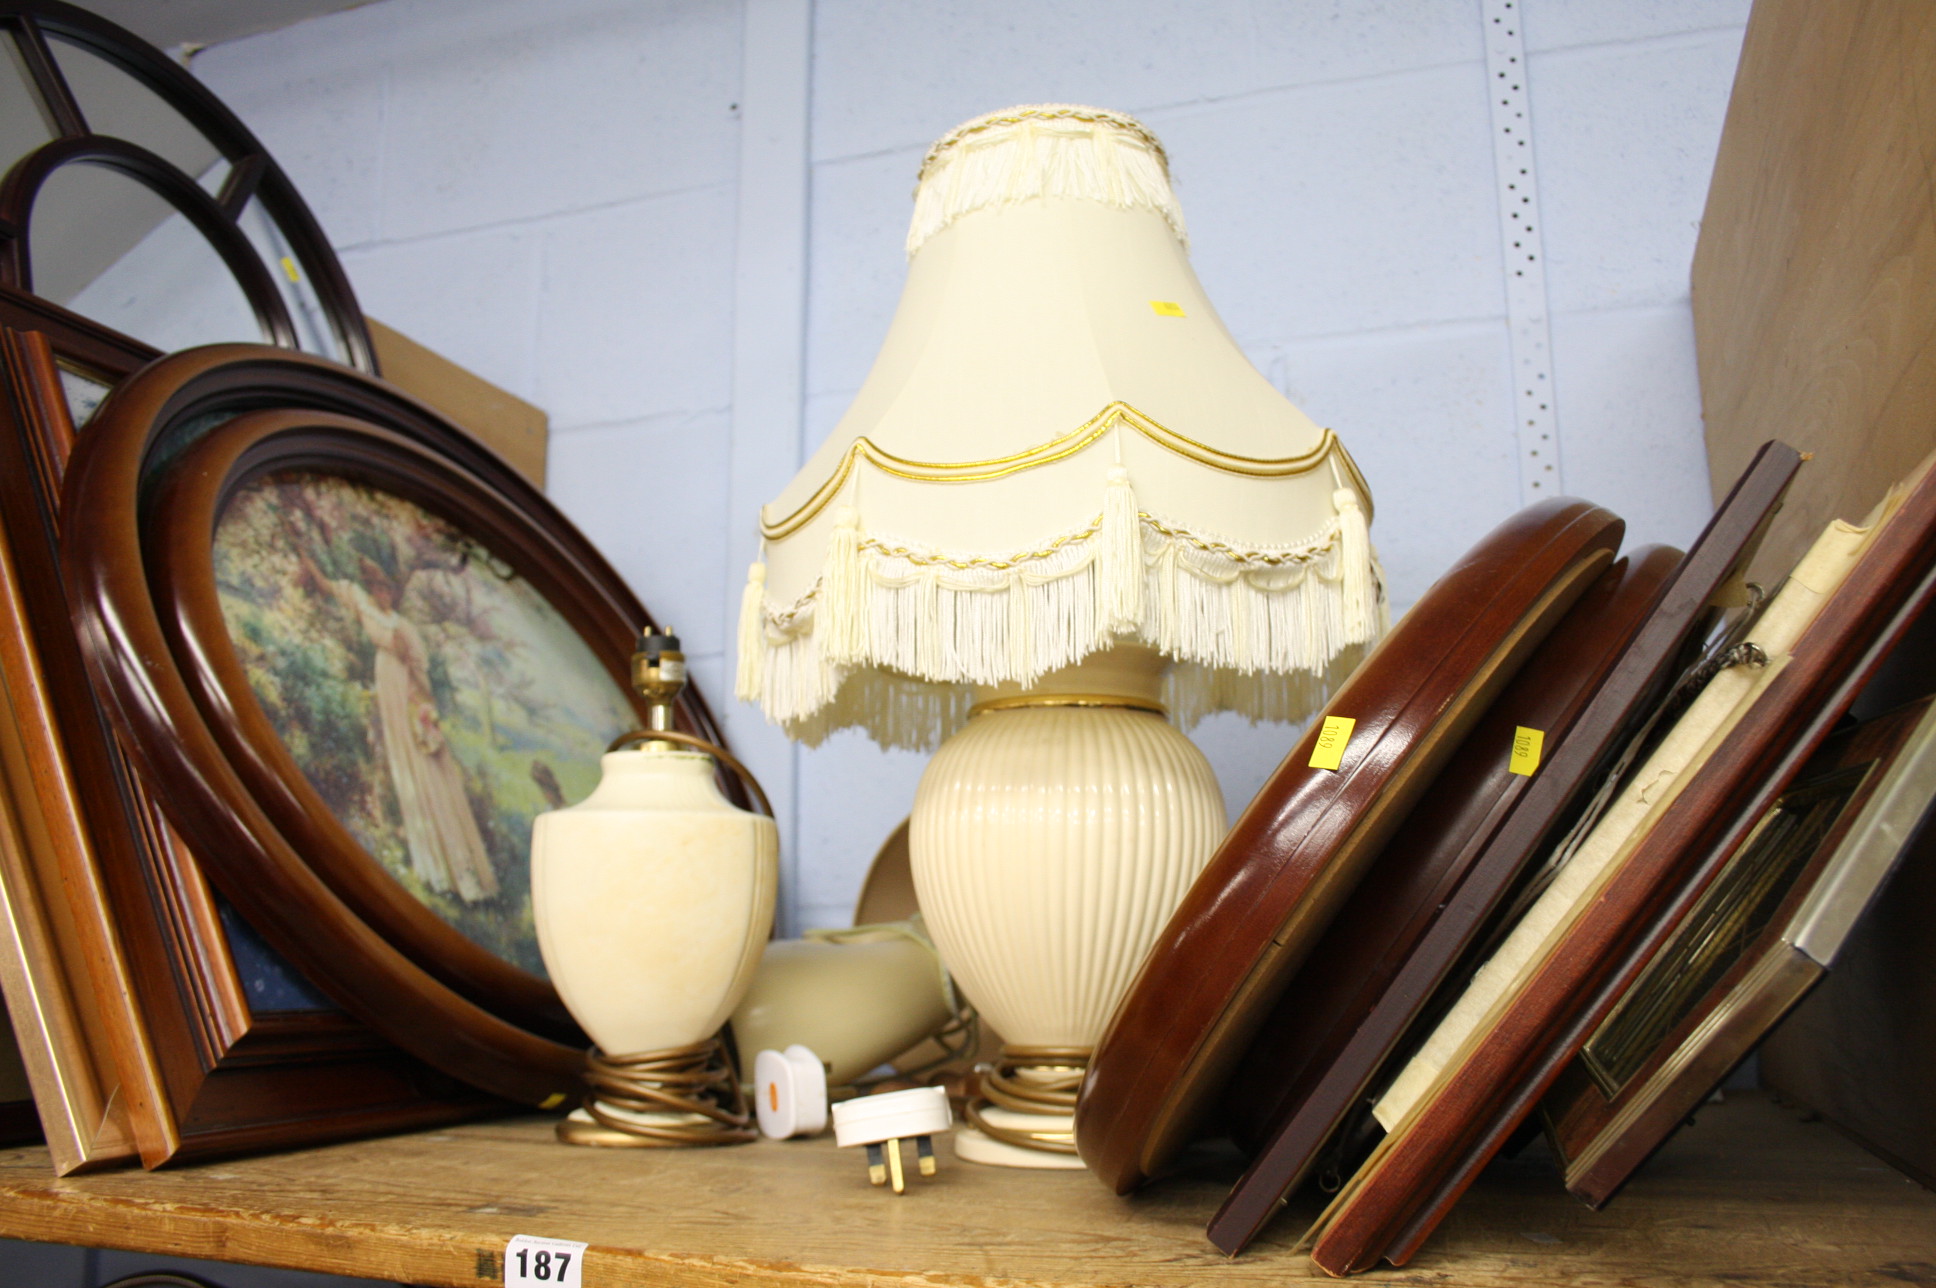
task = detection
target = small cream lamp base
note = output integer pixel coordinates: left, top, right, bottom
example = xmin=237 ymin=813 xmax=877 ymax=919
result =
xmin=532 ymin=739 xmax=777 ymax=1150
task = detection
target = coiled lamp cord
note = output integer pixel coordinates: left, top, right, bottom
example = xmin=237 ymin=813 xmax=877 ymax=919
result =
xmin=605 ymin=727 xmax=774 ymax=817
xmin=577 ymin=1038 xmax=757 ymax=1146
xmin=964 ymin=1046 xmax=1089 ymax=1154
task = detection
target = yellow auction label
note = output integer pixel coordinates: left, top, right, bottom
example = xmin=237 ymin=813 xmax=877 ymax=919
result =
xmin=280 ymin=255 xmax=302 ymax=284
xmin=1510 ymin=726 xmax=1545 ymax=776
xmin=1309 ymin=716 xmax=1356 ymax=771
xmin=1150 ymin=300 xmax=1187 ymax=317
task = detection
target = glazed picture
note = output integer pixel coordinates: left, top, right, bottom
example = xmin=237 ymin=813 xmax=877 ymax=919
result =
xmin=214 ymin=469 xmax=636 ymax=975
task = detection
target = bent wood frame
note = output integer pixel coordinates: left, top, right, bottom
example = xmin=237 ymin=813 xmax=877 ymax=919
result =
xmin=1074 ymin=497 xmax=1626 ymax=1194
xmin=0 ymin=289 xmax=504 ymax=1172
xmin=61 ymin=343 xmax=747 ymax=1111
xmin=1311 ymin=455 xmax=1936 ymax=1274
xmin=0 ymin=0 xmax=376 ymax=371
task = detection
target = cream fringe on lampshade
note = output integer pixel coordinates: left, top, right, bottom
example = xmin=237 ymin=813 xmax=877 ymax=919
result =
xmin=737 ymin=481 xmax=1387 ymax=750
xmin=907 ymin=104 xmax=1187 ymax=257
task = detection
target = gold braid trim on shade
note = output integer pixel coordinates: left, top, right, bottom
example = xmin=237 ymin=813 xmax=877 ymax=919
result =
xmin=760 ymin=402 xmax=1370 ymax=541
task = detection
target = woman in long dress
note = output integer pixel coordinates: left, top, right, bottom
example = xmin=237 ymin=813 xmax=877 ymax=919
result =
xmin=312 ymin=555 xmax=500 ymax=903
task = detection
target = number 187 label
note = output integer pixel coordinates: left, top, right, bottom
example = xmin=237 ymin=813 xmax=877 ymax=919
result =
xmin=506 ymin=1234 xmax=587 ymax=1288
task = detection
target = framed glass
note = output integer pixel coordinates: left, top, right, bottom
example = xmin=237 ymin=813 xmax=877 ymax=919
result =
xmin=0 ymin=0 xmax=377 ymax=371
xmin=0 ymin=289 xmax=499 ymax=1171
xmin=63 ymin=344 xmax=748 ymax=1110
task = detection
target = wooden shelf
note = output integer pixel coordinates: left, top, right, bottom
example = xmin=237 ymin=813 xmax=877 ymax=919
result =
xmin=0 ymin=1091 xmax=1929 ymax=1286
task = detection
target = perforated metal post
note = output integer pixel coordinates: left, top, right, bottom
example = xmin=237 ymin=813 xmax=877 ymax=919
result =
xmin=1483 ymin=0 xmax=1560 ymax=501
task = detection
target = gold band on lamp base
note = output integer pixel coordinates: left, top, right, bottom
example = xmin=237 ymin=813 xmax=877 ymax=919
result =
xmin=967 ymin=694 xmax=1168 ymax=718
xmin=912 ymin=647 xmax=1225 ymax=1169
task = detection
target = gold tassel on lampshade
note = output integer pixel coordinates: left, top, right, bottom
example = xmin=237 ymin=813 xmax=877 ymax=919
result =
xmin=739 ymin=105 xmax=1385 ymax=1167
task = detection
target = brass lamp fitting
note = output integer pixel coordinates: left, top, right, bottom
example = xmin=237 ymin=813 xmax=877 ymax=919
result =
xmin=632 ymin=629 xmax=686 ymax=739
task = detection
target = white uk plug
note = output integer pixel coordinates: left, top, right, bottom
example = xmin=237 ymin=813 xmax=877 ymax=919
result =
xmin=830 ymin=1086 xmax=952 ymax=1193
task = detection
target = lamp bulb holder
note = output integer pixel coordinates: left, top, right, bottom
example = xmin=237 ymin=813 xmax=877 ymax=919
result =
xmin=632 ymin=627 xmax=686 ymax=736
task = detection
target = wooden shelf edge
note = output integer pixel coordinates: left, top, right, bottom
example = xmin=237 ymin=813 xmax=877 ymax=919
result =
xmin=0 ymin=1092 xmax=1927 ymax=1288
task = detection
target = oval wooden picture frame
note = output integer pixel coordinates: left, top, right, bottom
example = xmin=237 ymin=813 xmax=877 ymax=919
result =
xmin=1074 ymin=496 xmax=1625 ymax=1193
xmin=61 ymin=344 xmax=744 ymax=1106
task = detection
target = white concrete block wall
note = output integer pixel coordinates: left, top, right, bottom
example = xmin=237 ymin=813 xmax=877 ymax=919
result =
xmin=189 ymin=0 xmax=1750 ymax=941
xmin=194 ymin=0 xmax=745 ymax=677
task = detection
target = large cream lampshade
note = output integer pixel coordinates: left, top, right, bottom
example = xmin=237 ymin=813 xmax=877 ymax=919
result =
xmin=737 ymin=105 xmax=1386 ymax=1166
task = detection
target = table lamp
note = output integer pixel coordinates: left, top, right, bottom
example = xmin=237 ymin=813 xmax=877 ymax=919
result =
xmin=534 ymin=632 xmax=778 ymax=1146
xmin=737 ymin=105 xmax=1385 ymax=1166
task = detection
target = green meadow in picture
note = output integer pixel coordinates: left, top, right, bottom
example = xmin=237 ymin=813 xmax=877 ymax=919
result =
xmin=214 ymin=470 xmax=636 ymax=976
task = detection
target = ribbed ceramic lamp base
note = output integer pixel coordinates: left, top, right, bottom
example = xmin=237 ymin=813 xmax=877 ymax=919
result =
xmin=911 ymin=655 xmax=1224 ymax=1166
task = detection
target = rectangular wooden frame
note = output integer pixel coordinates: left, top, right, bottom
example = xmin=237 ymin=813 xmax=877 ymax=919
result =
xmin=1306 ymin=455 xmax=1936 ymax=1274
xmin=1541 ymin=694 xmax=1936 ymax=1205
xmin=0 ymin=285 xmax=496 ymax=1172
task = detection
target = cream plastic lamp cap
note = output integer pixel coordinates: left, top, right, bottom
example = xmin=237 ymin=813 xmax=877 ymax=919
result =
xmin=738 ymin=105 xmax=1385 ymax=750
xmin=753 ymin=1044 xmax=828 ymax=1140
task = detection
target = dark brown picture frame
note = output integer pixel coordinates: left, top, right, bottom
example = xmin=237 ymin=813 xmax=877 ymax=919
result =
xmin=1542 ymin=693 xmax=1936 ymax=1207
xmin=1202 ymin=442 xmax=1803 ymax=1257
xmin=1308 ymin=454 xmax=1936 ymax=1275
xmin=61 ymin=342 xmax=746 ymax=1112
xmin=1208 ymin=542 xmax=1681 ymax=1239
xmin=0 ymin=288 xmax=505 ymax=1171
xmin=1075 ymin=496 xmax=1625 ymax=1194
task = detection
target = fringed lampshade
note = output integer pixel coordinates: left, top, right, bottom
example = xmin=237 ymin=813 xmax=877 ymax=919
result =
xmin=737 ymin=105 xmax=1386 ymax=1166
xmin=739 ymin=105 xmax=1383 ymax=745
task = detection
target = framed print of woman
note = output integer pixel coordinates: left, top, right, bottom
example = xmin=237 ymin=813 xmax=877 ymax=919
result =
xmin=305 ymin=548 xmax=500 ymax=906
xmin=215 ymin=467 xmax=638 ymax=977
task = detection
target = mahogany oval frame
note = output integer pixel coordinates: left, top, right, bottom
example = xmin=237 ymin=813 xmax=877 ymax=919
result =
xmin=151 ymin=410 xmax=618 ymax=1042
xmin=1223 ymin=544 xmax=1689 ymax=1124
xmin=1073 ymin=496 xmax=1625 ymax=1193
xmin=1203 ymin=543 xmax=1683 ymax=1252
xmin=60 ymin=344 xmax=745 ymax=1106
